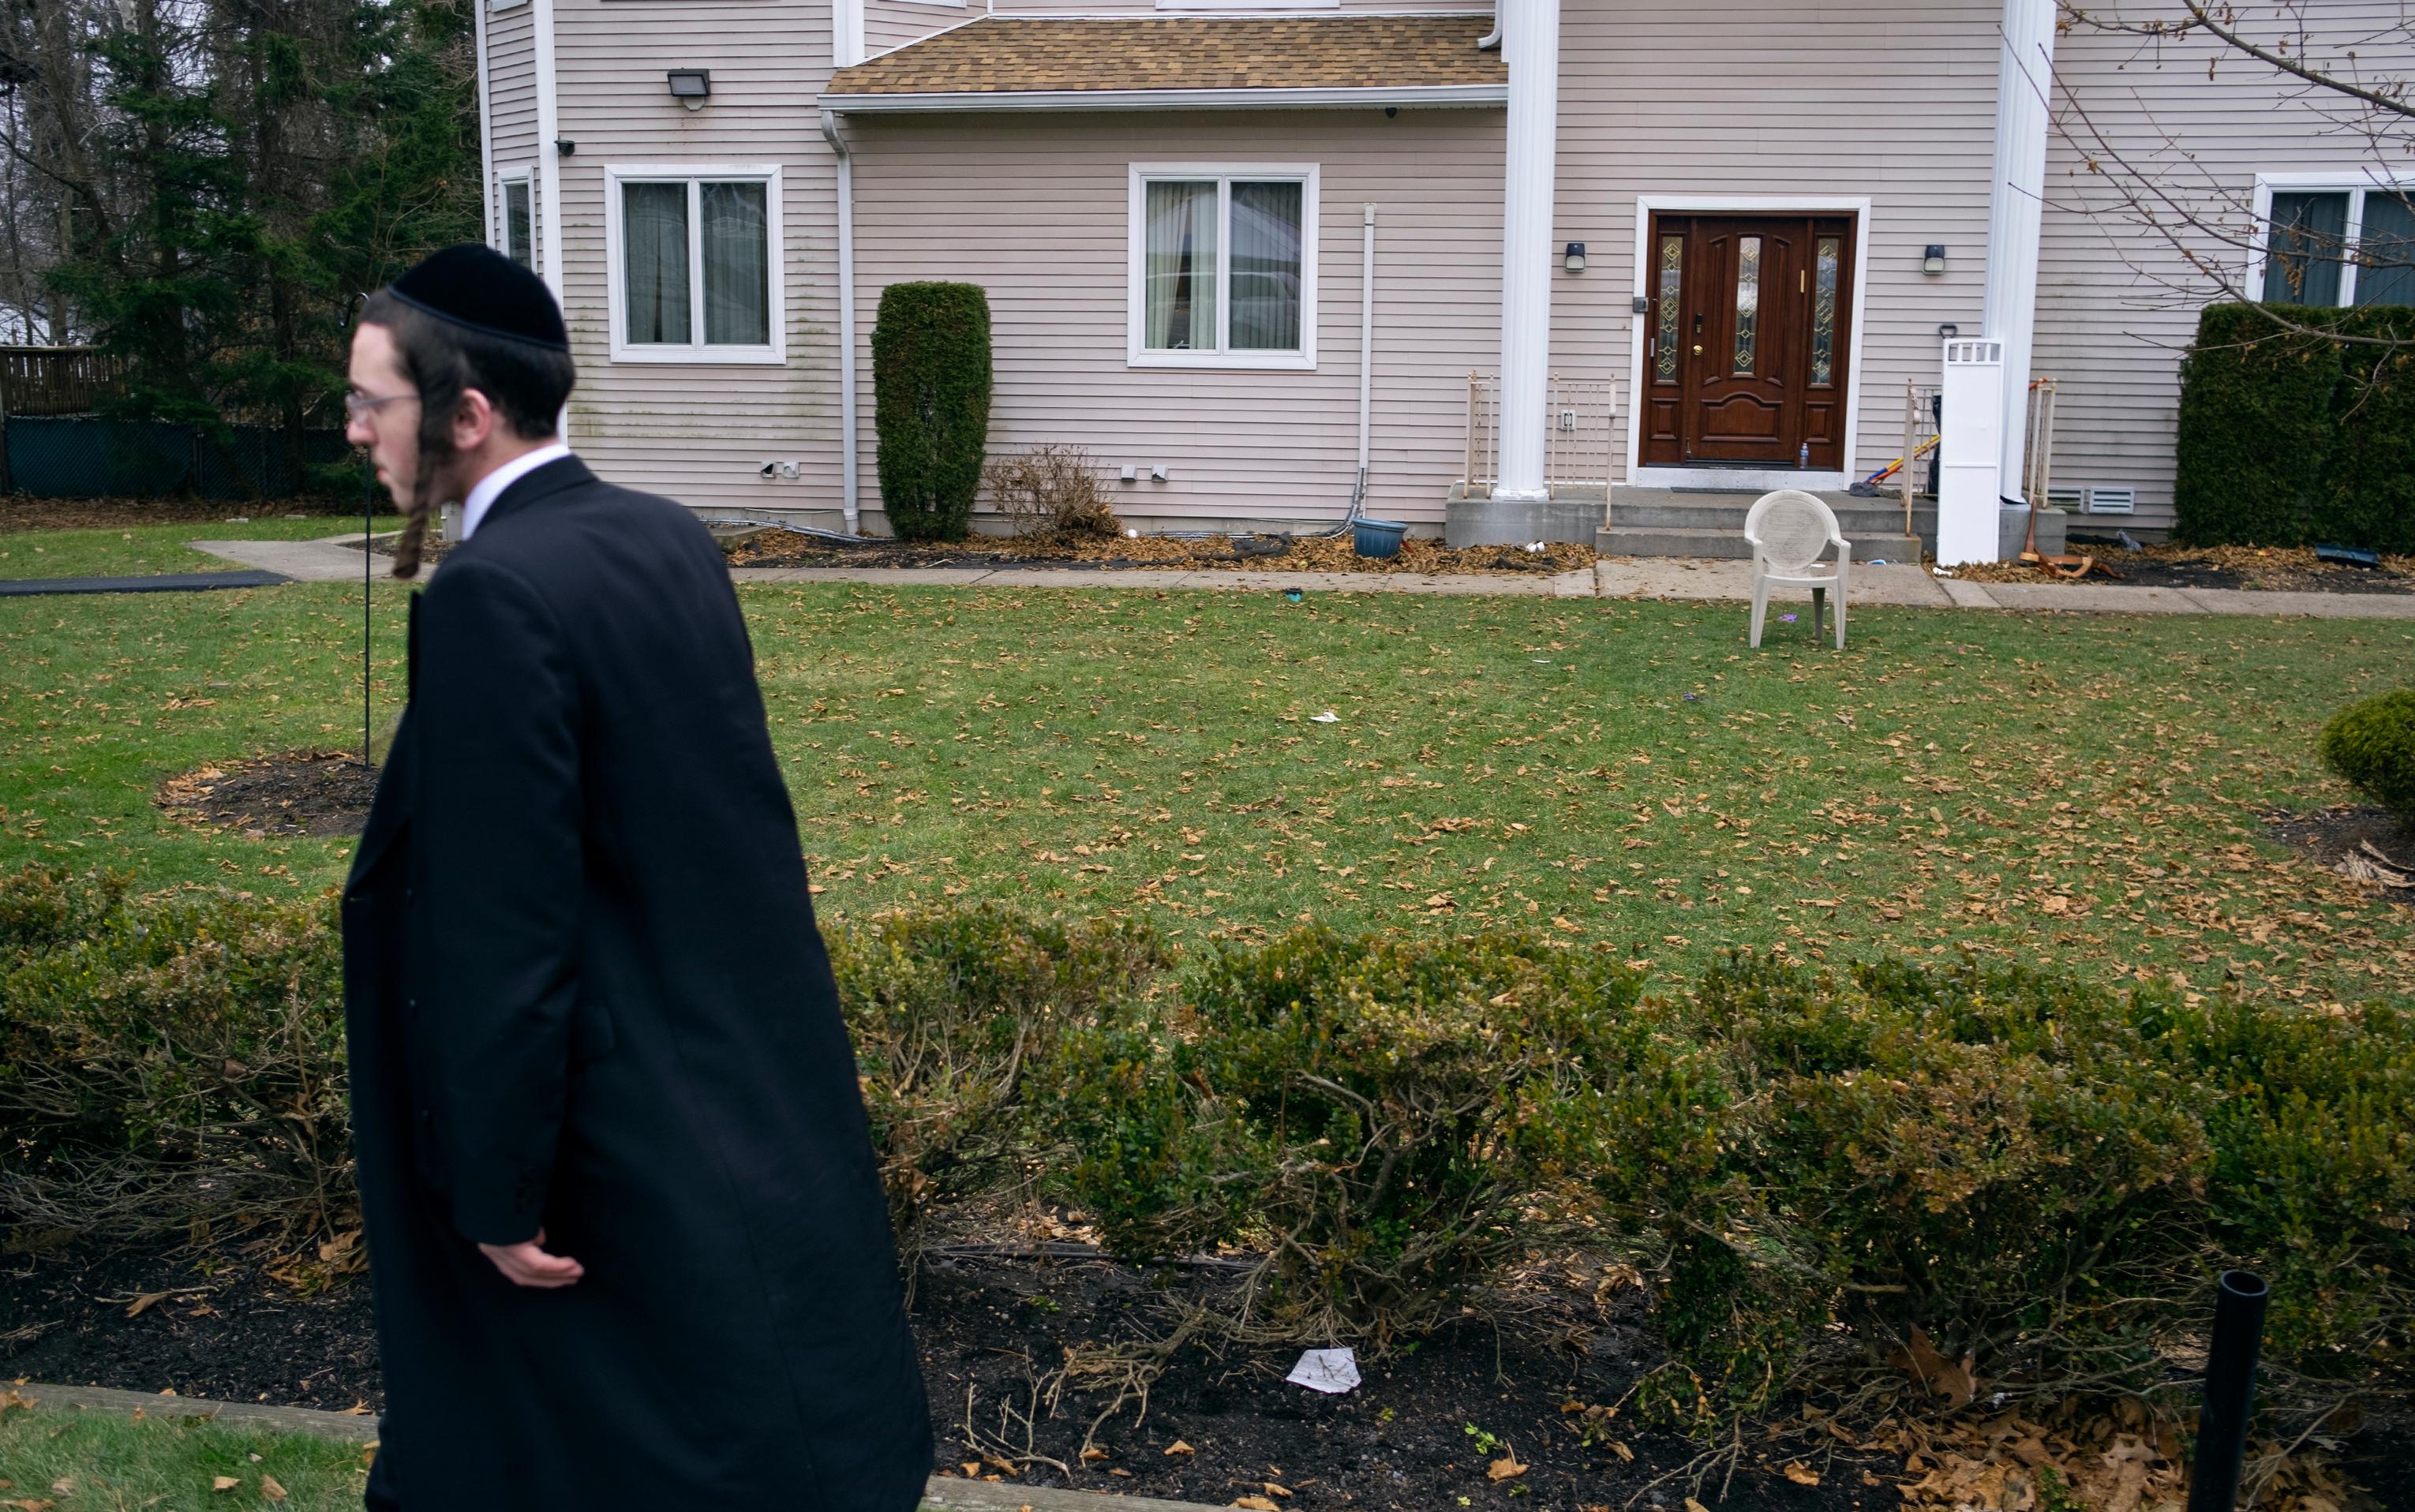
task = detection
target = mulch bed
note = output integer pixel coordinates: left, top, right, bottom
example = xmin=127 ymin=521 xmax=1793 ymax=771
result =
xmin=1958 ymin=543 xmax=2415 ymax=595
xmin=156 ymin=752 xmax=377 ymax=839
xmin=0 ymin=500 xmax=382 ymax=534
xmin=5 ymin=1229 xmax=2406 ymax=1511
xmin=721 ymin=528 xmax=1599 ymax=578
xmin=2268 ymin=805 xmax=2415 ymax=904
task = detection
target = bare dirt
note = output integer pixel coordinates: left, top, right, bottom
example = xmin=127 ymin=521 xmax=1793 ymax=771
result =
xmin=156 ymin=752 xmax=378 ymax=840
xmin=1958 ymin=542 xmax=2415 ymax=595
xmin=721 ymin=528 xmax=1599 ymax=578
xmin=2 ymin=1231 xmax=2402 ymax=1512
xmin=2267 ymin=805 xmax=2415 ymax=904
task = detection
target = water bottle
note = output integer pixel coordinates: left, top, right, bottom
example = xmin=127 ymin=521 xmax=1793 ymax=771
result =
xmin=1798 ymin=442 xmax=1810 ymax=469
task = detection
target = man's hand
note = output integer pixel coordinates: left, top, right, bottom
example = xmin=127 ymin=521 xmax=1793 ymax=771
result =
xmin=478 ymin=1227 xmax=583 ymax=1289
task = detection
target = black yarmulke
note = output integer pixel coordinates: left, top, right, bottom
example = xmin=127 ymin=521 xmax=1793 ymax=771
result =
xmin=386 ymin=244 xmax=570 ymax=351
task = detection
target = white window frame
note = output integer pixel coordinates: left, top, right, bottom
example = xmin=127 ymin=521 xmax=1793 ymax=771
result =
xmin=604 ymin=163 xmax=786 ymax=365
xmin=492 ymin=166 xmax=537 ymax=270
xmin=2248 ymin=170 xmax=2415 ymax=307
xmin=1127 ymin=163 xmax=1319 ymax=372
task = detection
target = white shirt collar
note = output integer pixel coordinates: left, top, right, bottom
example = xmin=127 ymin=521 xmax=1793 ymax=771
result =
xmin=460 ymin=443 xmax=574 ymax=540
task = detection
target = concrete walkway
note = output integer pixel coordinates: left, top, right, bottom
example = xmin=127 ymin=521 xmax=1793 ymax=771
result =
xmin=11 ymin=1380 xmax=1226 ymax=1512
xmin=182 ymin=533 xmax=2415 ymax=619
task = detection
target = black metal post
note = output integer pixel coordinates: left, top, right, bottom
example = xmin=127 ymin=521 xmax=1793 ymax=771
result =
xmin=2186 ymin=1270 xmax=2269 ymax=1512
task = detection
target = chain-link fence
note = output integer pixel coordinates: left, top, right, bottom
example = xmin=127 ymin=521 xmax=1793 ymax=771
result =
xmin=2 ymin=417 xmax=353 ymax=500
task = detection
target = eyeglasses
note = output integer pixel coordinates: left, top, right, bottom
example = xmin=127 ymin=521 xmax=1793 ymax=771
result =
xmin=343 ymin=389 xmax=417 ymax=420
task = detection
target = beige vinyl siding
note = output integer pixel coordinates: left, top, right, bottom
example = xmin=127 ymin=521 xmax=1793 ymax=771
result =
xmin=844 ymin=108 xmax=1505 ymax=533
xmin=982 ymin=0 xmax=1482 ymax=13
xmin=486 ymin=0 xmax=543 ymax=251
xmin=549 ymin=0 xmax=845 ymax=515
xmin=866 ymin=0 xmax=965 ymax=55
xmin=2035 ymin=5 xmax=2413 ymax=532
xmin=1552 ymin=0 xmax=2003 ymax=485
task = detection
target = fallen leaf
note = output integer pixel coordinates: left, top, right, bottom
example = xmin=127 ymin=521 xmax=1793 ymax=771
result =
xmin=1 ymin=1499 xmax=56 ymax=1512
xmin=1686 ymin=1499 xmax=1712 ymax=1512
xmin=45 ymin=1486 xmax=69 ymax=1500
xmin=1488 ymin=1456 xmax=1527 ymax=1481
xmin=1262 ymin=1484 xmax=1294 ymax=1499
xmin=1782 ymin=1461 xmax=1820 ymax=1487
xmin=1234 ymin=1499 xmax=1282 ymax=1511
xmin=1887 ymin=1324 xmax=1979 ymax=1410
xmin=260 ymin=1476 xmax=288 ymax=1503
xmin=960 ymin=1463 xmax=981 ymax=1479
xmin=1606 ymin=1441 xmax=1634 ymax=1462
xmin=212 ymin=1476 xmax=240 ymax=1492
xmin=1165 ymin=1441 xmax=1195 ymax=1457
xmin=1080 ymin=1447 xmax=1109 ymax=1464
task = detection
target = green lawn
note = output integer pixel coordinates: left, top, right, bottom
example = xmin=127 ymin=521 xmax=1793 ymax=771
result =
xmin=2 ymin=580 xmax=2408 ymax=1008
xmin=0 ymin=515 xmax=373 ymax=580
xmin=0 ymin=1402 xmax=369 ymax=1511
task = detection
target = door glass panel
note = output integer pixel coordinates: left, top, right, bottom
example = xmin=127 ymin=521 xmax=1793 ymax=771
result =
xmin=1733 ymin=236 xmax=1761 ymax=373
xmin=1810 ymin=235 xmax=1839 ymax=384
xmin=1654 ymin=234 xmax=1681 ymax=382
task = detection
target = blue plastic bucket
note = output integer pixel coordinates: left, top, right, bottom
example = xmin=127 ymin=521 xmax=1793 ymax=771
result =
xmin=1352 ymin=518 xmax=1409 ymax=559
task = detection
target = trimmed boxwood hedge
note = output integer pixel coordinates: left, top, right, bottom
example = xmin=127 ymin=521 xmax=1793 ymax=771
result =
xmin=871 ymin=282 xmax=993 ymax=541
xmin=2174 ymin=302 xmax=2415 ymax=551
xmin=2321 ymin=687 xmax=2415 ymax=816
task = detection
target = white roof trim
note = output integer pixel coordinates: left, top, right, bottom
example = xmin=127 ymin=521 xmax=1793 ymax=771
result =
xmin=820 ymin=83 xmax=1506 ymax=112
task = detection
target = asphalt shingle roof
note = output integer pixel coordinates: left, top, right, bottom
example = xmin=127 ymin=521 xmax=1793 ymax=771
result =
xmin=823 ymin=14 xmax=1506 ymax=98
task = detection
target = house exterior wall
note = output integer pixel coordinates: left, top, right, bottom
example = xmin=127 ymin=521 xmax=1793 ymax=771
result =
xmin=865 ymin=0 xmax=968 ymax=57
xmin=1549 ymin=0 xmax=2004 ymax=488
xmin=546 ymin=0 xmax=847 ymax=515
xmin=843 ymin=108 xmax=1506 ymax=533
xmin=2035 ymin=5 xmax=2414 ymax=533
xmin=485 ymin=1 xmax=543 ymax=200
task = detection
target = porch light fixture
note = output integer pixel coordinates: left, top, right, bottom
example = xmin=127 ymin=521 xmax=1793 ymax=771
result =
xmin=668 ymin=69 xmax=711 ymax=110
xmin=1563 ymin=241 xmax=1587 ymax=274
xmin=1923 ymin=244 xmax=1947 ymax=275
xmin=1938 ymin=323 xmax=1960 ymax=339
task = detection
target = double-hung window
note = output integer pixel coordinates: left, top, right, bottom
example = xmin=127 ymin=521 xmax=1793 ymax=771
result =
xmin=2256 ymin=176 xmax=2415 ymax=308
xmin=1129 ymin=164 xmax=1318 ymax=369
xmin=606 ymin=165 xmax=784 ymax=363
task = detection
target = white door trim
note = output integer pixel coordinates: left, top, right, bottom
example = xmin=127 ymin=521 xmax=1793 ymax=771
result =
xmin=1623 ymin=194 xmax=1874 ymax=490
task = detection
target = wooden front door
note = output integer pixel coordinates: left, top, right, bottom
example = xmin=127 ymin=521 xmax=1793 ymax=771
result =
xmin=1638 ymin=212 xmax=1857 ymax=470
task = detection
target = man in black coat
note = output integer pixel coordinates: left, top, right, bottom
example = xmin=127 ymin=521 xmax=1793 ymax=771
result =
xmin=339 ymin=245 xmax=930 ymax=1509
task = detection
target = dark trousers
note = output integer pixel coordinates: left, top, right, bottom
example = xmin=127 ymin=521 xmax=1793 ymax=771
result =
xmin=365 ymin=1429 xmax=402 ymax=1510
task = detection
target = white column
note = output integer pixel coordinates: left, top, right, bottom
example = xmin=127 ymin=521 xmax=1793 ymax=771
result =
xmin=1983 ymin=0 xmax=2055 ymax=502
xmin=534 ymin=0 xmax=564 ymax=301
xmin=1492 ymin=0 xmax=1559 ymax=504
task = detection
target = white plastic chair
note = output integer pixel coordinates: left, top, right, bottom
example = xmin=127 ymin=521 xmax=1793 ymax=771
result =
xmin=1745 ymin=489 xmax=1852 ymax=650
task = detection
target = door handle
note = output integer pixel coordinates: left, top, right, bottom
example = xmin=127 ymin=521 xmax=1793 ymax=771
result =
xmin=1691 ymin=344 xmax=1702 ymax=355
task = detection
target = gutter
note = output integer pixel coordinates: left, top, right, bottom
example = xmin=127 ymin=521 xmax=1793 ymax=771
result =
xmin=820 ymin=108 xmax=862 ymax=536
xmin=816 ymin=83 xmax=1507 ymax=114
xmin=1477 ymin=3 xmax=1499 ymax=50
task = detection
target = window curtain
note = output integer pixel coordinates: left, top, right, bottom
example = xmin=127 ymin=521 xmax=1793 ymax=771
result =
xmin=702 ymin=182 xmax=771 ymax=345
xmin=2355 ymin=191 xmax=2415 ymax=308
xmin=623 ymin=182 xmax=691 ymax=343
xmin=1144 ymin=181 xmax=1216 ymax=350
xmin=1229 ymin=181 xmax=1302 ymax=351
xmin=2263 ymin=191 xmax=2349 ymax=306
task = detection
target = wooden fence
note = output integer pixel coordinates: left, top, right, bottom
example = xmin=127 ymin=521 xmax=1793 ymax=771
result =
xmin=0 ymin=346 xmax=125 ymax=417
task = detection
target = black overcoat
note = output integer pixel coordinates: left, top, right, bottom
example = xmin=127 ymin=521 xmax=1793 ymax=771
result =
xmin=340 ymin=457 xmax=930 ymax=1510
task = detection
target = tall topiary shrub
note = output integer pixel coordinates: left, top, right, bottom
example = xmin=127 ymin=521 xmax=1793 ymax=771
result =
xmin=2318 ymin=307 xmax=2415 ymax=554
xmin=2173 ymin=303 xmax=2343 ymax=546
xmin=871 ymin=282 xmax=993 ymax=541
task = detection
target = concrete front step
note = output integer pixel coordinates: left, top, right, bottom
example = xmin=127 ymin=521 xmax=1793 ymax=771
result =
xmin=1600 ymin=526 xmax=1925 ymax=562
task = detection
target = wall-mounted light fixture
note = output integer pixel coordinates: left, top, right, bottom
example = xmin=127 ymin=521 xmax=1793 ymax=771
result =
xmin=1923 ymin=244 xmax=1947 ymax=275
xmin=668 ymin=69 xmax=712 ymax=110
xmin=1563 ymin=241 xmax=1587 ymax=274
xmin=555 ymin=138 xmax=575 ymax=156
xmin=1937 ymin=322 xmax=1960 ymax=340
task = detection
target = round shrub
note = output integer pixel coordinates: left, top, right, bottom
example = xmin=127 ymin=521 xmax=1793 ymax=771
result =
xmin=871 ymin=281 xmax=993 ymax=541
xmin=2320 ymin=687 xmax=2415 ymax=816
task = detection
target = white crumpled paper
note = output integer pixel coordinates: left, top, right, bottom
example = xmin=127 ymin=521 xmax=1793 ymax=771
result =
xmin=1285 ymin=1347 xmax=1361 ymax=1394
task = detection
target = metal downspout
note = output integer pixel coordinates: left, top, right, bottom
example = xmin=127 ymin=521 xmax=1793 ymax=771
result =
xmin=820 ymin=108 xmax=862 ymax=537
